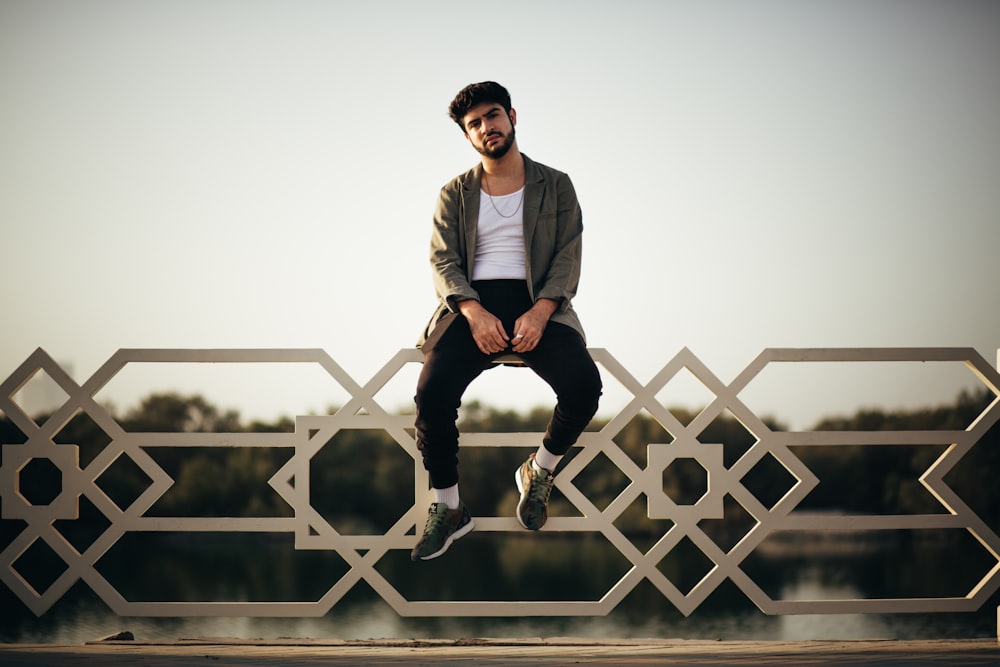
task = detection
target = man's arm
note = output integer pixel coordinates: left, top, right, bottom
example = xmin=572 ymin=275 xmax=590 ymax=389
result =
xmin=533 ymin=170 xmax=583 ymax=308
xmin=429 ymin=182 xmax=479 ymax=311
xmin=430 ymin=179 xmax=514 ymax=354
xmin=512 ymin=168 xmax=583 ymax=351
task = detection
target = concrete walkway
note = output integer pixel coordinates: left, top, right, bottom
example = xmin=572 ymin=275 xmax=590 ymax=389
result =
xmin=1 ymin=638 xmax=998 ymax=666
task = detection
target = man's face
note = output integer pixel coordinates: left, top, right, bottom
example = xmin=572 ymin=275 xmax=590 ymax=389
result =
xmin=462 ymin=102 xmax=516 ymax=159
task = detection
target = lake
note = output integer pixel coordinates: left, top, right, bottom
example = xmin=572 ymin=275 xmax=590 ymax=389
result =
xmin=2 ymin=530 xmax=997 ymax=643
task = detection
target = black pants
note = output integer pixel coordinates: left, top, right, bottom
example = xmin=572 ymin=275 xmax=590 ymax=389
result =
xmin=414 ymin=280 xmax=603 ymax=489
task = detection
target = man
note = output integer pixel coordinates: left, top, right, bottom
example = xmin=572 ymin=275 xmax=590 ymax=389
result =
xmin=411 ymin=81 xmax=602 ymax=561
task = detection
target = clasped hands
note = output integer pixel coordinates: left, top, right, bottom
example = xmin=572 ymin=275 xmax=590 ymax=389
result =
xmin=458 ymin=298 xmax=558 ymax=355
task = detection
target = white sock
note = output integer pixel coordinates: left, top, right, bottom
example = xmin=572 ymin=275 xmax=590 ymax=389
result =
xmin=533 ymin=446 xmax=562 ymax=473
xmin=433 ymin=484 xmax=460 ymax=510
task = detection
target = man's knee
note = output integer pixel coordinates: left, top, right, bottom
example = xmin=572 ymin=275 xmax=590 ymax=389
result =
xmin=414 ymin=363 xmax=461 ymax=410
xmin=414 ymin=385 xmax=458 ymax=418
xmin=577 ymin=358 xmax=603 ymax=397
xmin=561 ymin=361 xmax=602 ymax=415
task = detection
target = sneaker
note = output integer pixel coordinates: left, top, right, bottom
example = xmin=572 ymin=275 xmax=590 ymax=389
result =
xmin=411 ymin=502 xmax=474 ymax=561
xmin=515 ymin=454 xmax=554 ymax=530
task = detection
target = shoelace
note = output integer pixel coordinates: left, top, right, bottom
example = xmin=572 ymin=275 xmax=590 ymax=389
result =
xmin=528 ymin=469 xmax=554 ymax=503
xmin=421 ymin=505 xmax=448 ymax=535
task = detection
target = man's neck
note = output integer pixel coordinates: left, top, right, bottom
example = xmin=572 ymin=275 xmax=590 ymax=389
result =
xmin=481 ymin=145 xmax=524 ymax=180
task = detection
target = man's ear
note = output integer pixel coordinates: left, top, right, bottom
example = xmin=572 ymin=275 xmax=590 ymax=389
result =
xmin=509 ymin=108 xmax=517 ymax=126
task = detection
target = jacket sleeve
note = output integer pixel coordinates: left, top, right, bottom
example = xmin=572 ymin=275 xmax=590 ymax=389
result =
xmin=429 ymin=180 xmax=479 ymax=312
xmin=533 ymin=171 xmax=582 ymax=311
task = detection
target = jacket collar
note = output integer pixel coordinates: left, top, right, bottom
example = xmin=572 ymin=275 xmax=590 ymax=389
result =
xmin=460 ymin=153 xmax=544 ymax=243
xmin=458 ymin=154 xmax=545 ymax=285
xmin=460 ymin=153 xmax=541 ymax=191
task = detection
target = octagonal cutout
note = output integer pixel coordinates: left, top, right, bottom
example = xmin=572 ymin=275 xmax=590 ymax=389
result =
xmin=18 ymin=457 xmax=62 ymax=506
xmin=663 ymin=457 xmax=708 ymax=506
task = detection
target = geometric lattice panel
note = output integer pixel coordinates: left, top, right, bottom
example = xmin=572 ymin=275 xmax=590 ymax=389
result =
xmin=2 ymin=346 xmax=999 ymax=618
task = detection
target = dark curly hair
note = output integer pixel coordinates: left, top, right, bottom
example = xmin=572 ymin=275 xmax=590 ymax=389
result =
xmin=448 ymin=81 xmax=512 ymax=131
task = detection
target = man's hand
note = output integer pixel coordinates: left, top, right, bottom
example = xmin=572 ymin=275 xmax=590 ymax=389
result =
xmin=458 ymin=300 xmax=509 ymax=354
xmin=511 ymin=298 xmax=559 ymax=353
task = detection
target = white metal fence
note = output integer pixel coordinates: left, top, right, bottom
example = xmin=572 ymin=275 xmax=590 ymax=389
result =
xmin=2 ymin=347 xmax=999 ymax=625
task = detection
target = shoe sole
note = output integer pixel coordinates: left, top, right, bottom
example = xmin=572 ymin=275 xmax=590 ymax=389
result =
xmin=414 ymin=518 xmax=475 ymax=561
xmin=514 ymin=466 xmax=539 ymax=531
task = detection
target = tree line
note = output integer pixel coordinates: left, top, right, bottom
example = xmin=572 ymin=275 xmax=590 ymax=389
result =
xmin=1 ymin=388 xmax=997 ymax=538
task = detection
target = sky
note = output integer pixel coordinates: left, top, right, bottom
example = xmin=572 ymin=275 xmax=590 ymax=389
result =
xmin=2 ymin=0 xmax=999 ymax=430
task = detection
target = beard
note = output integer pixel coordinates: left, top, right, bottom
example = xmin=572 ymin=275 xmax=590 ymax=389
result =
xmin=476 ymin=125 xmax=516 ymax=159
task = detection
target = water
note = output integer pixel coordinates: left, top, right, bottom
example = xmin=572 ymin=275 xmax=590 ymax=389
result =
xmin=2 ymin=531 xmax=997 ymax=644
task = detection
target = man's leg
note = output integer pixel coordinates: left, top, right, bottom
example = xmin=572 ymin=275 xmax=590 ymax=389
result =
xmin=413 ymin=317 xmax=493 ymax=489
xmin=411 ymin=316 xmax=491 ymax=560
xmin=514 ymin=323 xmax=603 ymax=529
xmin=526 ymin=323 xmax=602 ymax=459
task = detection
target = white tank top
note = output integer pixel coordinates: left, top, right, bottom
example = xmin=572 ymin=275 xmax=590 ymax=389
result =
xmin=471 ymin=187 xmax=527 ymax=281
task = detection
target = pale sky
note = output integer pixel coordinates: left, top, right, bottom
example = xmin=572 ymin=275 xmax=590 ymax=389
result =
xmin=2 ymin=0 xmax=999 ymax=430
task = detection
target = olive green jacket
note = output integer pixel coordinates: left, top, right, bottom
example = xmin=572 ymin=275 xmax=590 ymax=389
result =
xmin=418 ymin=154 xmax=586 ymax=346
